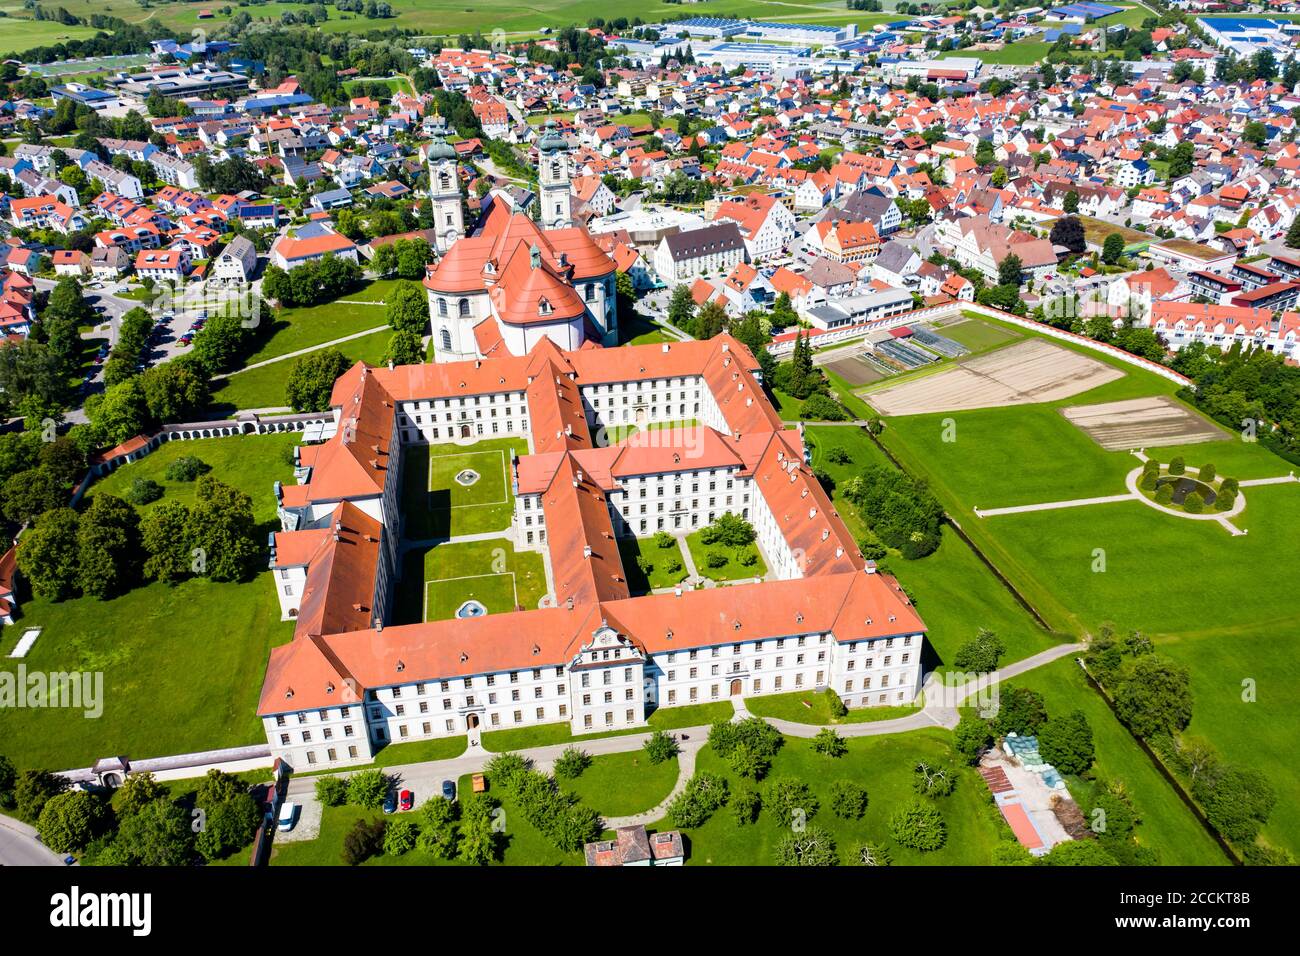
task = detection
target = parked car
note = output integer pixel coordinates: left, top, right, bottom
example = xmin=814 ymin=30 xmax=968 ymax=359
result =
xmin=383 ymin=791 xmax=398 ymax=814
xmin=441 ymin=780 xmax=456 ymax=800
xmin=399 ymin=789 xmax=414 ymax=812
xmin=277 ymin=802 xmax=299 ymax=832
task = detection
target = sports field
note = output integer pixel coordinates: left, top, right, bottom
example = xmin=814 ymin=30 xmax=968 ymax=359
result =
xmin=401 ymin=436 xmax=526 ymax=539
xmin=876 ymin=317 xmax=1300 ymax=857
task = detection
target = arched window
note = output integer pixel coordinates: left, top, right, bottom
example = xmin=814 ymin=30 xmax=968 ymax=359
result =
xmin=438 ymin=298 xmax=448 ymax=317
xmin=458 ymin=299 xmax=470 ymax=318
xmin=440 ymin=328 xmax=452 ymax=351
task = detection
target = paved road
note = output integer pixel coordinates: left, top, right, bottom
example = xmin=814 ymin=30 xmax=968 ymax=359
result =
xmin=0 ymin=814 xmax=65 ymax=867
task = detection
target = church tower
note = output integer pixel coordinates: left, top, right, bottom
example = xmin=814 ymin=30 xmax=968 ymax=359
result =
xmin=427 ymin=132 xmax=464 ymax=253
xmin=537 ymin=120 xmax=571 ymax=230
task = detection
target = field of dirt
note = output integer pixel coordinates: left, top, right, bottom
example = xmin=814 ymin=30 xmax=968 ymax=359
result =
xmin=1061 ymin=396 xmax=1229 ymax=451
xmin=864 ymin=339 xmax=1124 ymax=416
xmin=824 ymin=355 xmax=885 ymax=387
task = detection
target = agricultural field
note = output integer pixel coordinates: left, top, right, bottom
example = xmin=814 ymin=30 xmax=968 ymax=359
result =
xmin=0 ymin=16 xmax=102 ymax=57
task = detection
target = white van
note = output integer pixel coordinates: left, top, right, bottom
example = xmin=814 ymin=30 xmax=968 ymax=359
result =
xmin=277 ymin=802 xmax=299 ymax=832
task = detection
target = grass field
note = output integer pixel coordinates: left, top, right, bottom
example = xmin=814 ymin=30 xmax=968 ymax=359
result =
xmin=618 ymin=535 xmax=689 ymax=593
xmin=0 ymin=17 xmax=101 ymax=57
xmin=652 ymin=729 xmax=1007 ymax=866
xmin=684 ymin=529 xmax=766 ymax=582
xmin=0 ymin=576 xmax=291 ymax=771
xmin=411 ymin=536 xmax=548 ymax=621
xmin=602 ymin=418 xmax=699 ymax=445
xmin=85 ymin=432 xmax=299 ymax=524
xmin=744 ymin=689 xmax=920 ymax=725
xmin=940 ymin=42 xmax=1049 ymax=65
xmin=242 ymin=296 xmax=389 ymax=366
xmin=875 ymin=317 xmax=1300 ymax=857
xmin=559 ymin=751 xmax=679 ymax=817
xmin=401 ymin=436 xmax=526 ymax=540
xmin=209 ymin=329 xmax=390 ymax=412
xmin=938 ymin=318 xmax=1023 ymax=353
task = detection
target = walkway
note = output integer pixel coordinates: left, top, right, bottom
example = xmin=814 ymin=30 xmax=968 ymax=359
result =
xmin=225 ymin=325 xmax=389 ymax=375
xmin=975 ymin=494 xmax=1135 ymax=517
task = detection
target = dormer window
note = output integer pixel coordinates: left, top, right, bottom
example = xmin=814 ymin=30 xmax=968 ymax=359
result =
xmin=538 ymin=297 xmax=553 ymax=316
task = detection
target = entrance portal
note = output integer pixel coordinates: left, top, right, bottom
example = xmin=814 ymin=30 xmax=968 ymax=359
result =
xmin=730 ymin=679 xmax=742 ymax=696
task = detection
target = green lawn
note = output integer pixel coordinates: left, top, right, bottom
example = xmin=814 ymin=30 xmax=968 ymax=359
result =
xmin=85 ymin=432 xmax=299 ymax=524
xmin=0 ymin=17 xmax=102 ymax=56
xmin=294 ymin=735 xmax=468 ymax=775
xmin=560 ymin=751 xmax=679 ymax=817
xmin=602 ymin=418 xmax=700 ymax=445
xmin=1006 ymin=657 xmax=1228 ymax=866
xmin=402 ymin=436 xmax=526 ymax=540
xmin=0 ymin=577 xmax=292 ymax=770
xmin=941 ymin=42 xmax=1050 ymax=65
xmin=744 ymin=690 xmax=920 ymax=725
xmin=937 ymin=318 xmax=1023 ymax=353
xmin=209 ymin=329 xmax=390 ymax=412
xmin=480 ymin=720 xmax=642 ymax=751
xmin=404 ymin=537 xmax=548 ymax=621
xmin=243 ymin=296 xmax=389 ymax=366
xmin=619 ymin=535 xmax=688 ymax=593
xmin=647 ymin=700 xmax=733 ymax=729
xmin=684 ymin=530 xmax=766 ymax=582
xmin=653 ymin=730 xmax=1006 ymax=866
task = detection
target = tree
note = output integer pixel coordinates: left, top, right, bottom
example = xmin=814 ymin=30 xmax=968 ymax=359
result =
xmin=993 ymin=687 xmax=1049 ymax=737
xmin=141 ymin=501 xmax=195 ymax=584
xmin=315 ymin=775 xmax=350 ymax=808
xmin=732 ymin=786 xmax=761 ymax=826
xmin=15 ymin=508 xmax=81 ymax=601
xmin=458 ymin=792 xmax=503 ymax=865
xmin=88 ymin=378 xmax=149 ymax=446
xmin=386 ymin=280 xmax=429 ymax=335
xmin=1114 ymin=656 xmax=1193 ymax=739
xmin=774 ymin=825 xmax=838 ymax=866
xmin=286 ymin=348 xmax=352 ymax=412
xmin=342 ymin=817 xmax=387 ymax=865
xmin=812 ymin=727 xmax=847 ymax=758
xmin=667 ymin=283 xmax=695 ymax=330
xmin=1042 ymin=839 xmax=1118 ymax=865
xmin=38 ymin=790 xmax=109 ymax=853
xmin=849 ymin=840 xmax=891 ymax=866
xmin=553 ymin=746 xmax=592 ymax=780
xmin=1037 ymin=710 xmax=1094 ymax=775
xmin=140 ymin=360 xmax=210 ymax=424
xmin=13 ymin=769 xmax=69 ymax=822
xmin=2 ymin=467 xmax=64 ymax=524
xmin=347 ymin=770 xmax=390 ymax=810
xmin=115 ymin=772 xmax=168 ymax=817
xmin=76 ymin=493 xmax=141 ymax=599
xmin=381 ymin=329 xmax=424 ymax=366
xmin=800 ymin=393 xmax=847 ymax=421
xmin=1049 ymin=216 xmax=1086 ymax=254
xmin=1102 ymin=232 xmax=1125 ymax=266
xmin=191 ymin=313 xmax=254 ymax=375
xmin=889 ymin=800 xmax=946 ymax=851
xmin=764 ymin=776 xmax=818 ymax=825
xmin=953 ymin=714 xmax=993 ymax=765
xmin=1063 ymin=190 xmax=1079 ymax=214
xmin=418 ymin=794 xmax=461 ymax=858
xmin=952 ymin=628 xmax=1005 ymax=673
xmin=666 ymin=772 xmax=730 ymax=828
xmin=997 ymin=253 xmax=1023 ymax=287
xmin=188 ymin=477 xmax=260 ymax=582
xmin=829 ymin=780 xmax=869 ymax=819
xmin=194 ymin=791 xmax=260 ymax=862
xmin=383 ymin=817 xmax=419 ymax=855
xmin=107 ymin=798 xmax=193 ymax=866
xmin=643 ymin=730 xmax=679 ymax=765
xmin=1285 ymin=217 xmax=1300 ymax=250
xmin=1193 ymin=764 xmax=1276 ymax=844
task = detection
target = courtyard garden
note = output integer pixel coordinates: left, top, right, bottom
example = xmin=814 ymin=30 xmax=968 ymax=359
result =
xmin=685 ymin=514 xmax=766 ymax=583
xmin=619 ymin=533 xmax=688 ymax=593
xmin=396 ymin=537 xmax=548 ymax=623
xmin=401 ymin=436 xmax=526 ymax=540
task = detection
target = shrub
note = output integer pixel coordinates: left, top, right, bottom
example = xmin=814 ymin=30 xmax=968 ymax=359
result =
xmin=849 ymin=840 xmax=891 ymax=866
xmin=705 ymin=550 xmax=728 ymax=569
xmin=315 ymin=775 xmax=349 ymax=808
xmin=812 ymin=727 xmax=847 ymax=758
xmin=635 ymin=554 xmax=653 ymax=575
xmin=764 ymin=776 xmax=818 ymax=826
xmin=1139 ymin=471 xmax=1158 ymax=491
xmin=1169 ymin=456 xmax=1185 ymax=475
xmin=800 ymin=393 xmax=848 ymax=421
xmin=484 ymin=753 xmax=531 ymax=793
xmin=1154 ymin=483 xmax=1174 ymax=505
xmin=342 ymin=817 xmax=386 ymax=865
xmin=643 ymin=730 xmax=679 ymax=765
xmin=666 ymin=772 xmax=730 ymax=828
xmin=347 ymin=770 xmax=389 ymax=810
xmin=739 ymin=549 xmax=758 ymax=567
xmin=382 ymin=817 xmax=418 ymax=855
xmin=164 ymin=455 xmax=210 ymax=482
xmin=825 ymin=446 xmax=852 ymax=465
xmin=825 ymin=687 xmax=848 ymax=718
xmin=889 ymin=801 xmax=947 ymax=851
xmin=732 ymin=786 xmax=761 ymax=826
xmin=553 ymin=746 xmax=592 ymax=780
xmin=913 ymin=761 xmax=957 ymax=797
xmin=953 ymin=714 xmax=993 ymax=765
xmin=127 ymin=477 xmax=163 ymax=505
xmin=1183 ymin=491 xmax=1203 ymax=513
xmin=1200 ymin=462 xmax=1216 ymax=482
xmin=1142 ymin=458 xmax=1159 ymax=475
xmin=664 ymin=556 xmax=683 ymax=574
xmin=829 ymin=780 xmax=869 ymax=819
xmin=653 ymin=530 xmax=675 ymax=549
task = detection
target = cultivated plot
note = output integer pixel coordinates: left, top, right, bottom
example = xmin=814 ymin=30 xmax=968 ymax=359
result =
xmin=1062 ymin=396 xmax=1230 ymax=451
xmin=824 ymin=354 xmax=886 ymax=387
xmin=865 ymin=339 xmax=1124 ymax=416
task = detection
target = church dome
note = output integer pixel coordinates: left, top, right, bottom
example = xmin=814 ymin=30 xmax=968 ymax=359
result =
xmin=537 ymin=120 xmax=567 ymax=154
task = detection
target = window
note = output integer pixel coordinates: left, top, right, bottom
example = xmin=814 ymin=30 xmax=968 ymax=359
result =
xmin=439 ymin=328 xmax=452 ymax=351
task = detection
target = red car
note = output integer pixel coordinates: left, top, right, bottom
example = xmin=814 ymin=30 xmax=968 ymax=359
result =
xmin=398 ymin=789 xmax=414 ymax=812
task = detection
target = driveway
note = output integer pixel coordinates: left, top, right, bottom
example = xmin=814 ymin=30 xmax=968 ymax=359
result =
xmin=0 ymin=815 xmax=66 ymax=866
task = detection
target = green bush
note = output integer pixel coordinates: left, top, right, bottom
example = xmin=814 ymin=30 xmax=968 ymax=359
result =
xmin=1169 ymin=456 xmax=1185 ymax=476
xmin=812 ymin=727 xmax=847 ymax=757
xmin=347 ymin=770 xmax=389 ymax=810
xmin=315 ymin=775 xmax=349 ymax=808
xmin=829 ymin=780 xmax=869 ymax=819
xmin=1139 ymin=471 xmax=1158 ymax=491
xmin=653 ymin=531 xmax=675 ymax=549
xmin=739 ymin=549 xmax=758 ymax=567
xmin=800 ymin=393 xmax=848 ymax=421
xmin=825 ymin=687 xmax=848 ymax=718
xmin=705 ymin=550 xmax=728 ymax=569
xmin=889 ymin=801 xmax=947 ymax=851
xmin=825 ymin=446 xmax=852 ymax=465
xmin=342 ymin=817 xmax=386 ymax=865
xmin=553 ymin=746 xmax=592 ymax=780
xmin=1154 ymin=483 xmax=1174 ymax=505
xmin=127 ymin=477 xmax=163 ymax=505
xmin=643 ymin=730 xmax=679 ymax=765
xmin=164 ymin=455 xmax=211 ymax=482
xmin=1199 ymin=462 xmax=1216 ymax=482
xmin=1183 ymin=491 xmax=1204 ymax=513
xmin=382 ymin=817 xmax=418 ymax=855
xmin=664 ymin=556 xmax=683 ymax=574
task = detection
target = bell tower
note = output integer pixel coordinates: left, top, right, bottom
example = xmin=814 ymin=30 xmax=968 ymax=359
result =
xmin=537 ymin=120 xmax=571 ymax=230
xmin=427 ymin=132 xmax=464 ymax=253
